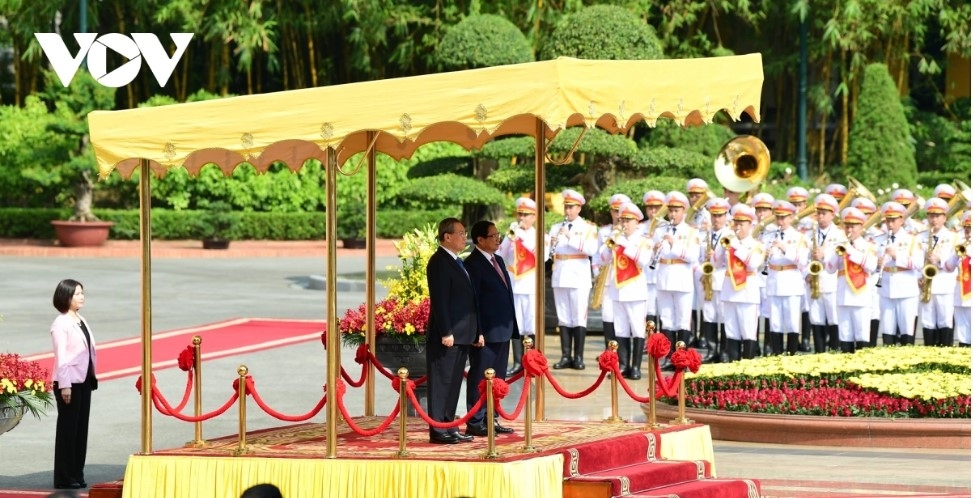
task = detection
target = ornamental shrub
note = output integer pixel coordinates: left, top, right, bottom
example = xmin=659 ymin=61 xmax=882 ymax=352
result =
xmin=437 ymin=14 xmax=534 ymax=70
xmin=542 ymin=5 xmax=664 ymax=61
xmin=845 ymin=63 xmax=917 ymax=189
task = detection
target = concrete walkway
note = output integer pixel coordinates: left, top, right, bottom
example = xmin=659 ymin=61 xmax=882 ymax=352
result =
xmin=0 ymin=239 xmax=968 ymax=496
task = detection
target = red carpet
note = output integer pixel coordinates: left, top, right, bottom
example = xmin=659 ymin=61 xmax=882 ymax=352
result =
xmin=22 ymin=318 xmax=325 ymax=381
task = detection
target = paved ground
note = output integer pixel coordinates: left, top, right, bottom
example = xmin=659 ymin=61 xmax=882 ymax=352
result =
xmin=0 ymin=239 xmax=969 ymax=496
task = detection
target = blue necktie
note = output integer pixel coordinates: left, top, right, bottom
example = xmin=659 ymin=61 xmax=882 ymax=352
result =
xmin=456 ymin=256 xmax=469 ymax=279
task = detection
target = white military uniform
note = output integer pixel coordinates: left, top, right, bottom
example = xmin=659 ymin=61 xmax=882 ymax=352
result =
xmin=699 ymin=226 xmax=729 ymax=323
xmin=497 ymin=225 xmax=546 ymax=336
xmin=765 ymin=226 xmax=809 ymax=334
xmin=715 ymin=235 xmax=765 ymax=341
xmin=595 ymin=232 xmax=653 ymax=338
xmin=874 ymin=228 xmax=923 ymax=339
xmin=652 ymin=222 xmax=701 ymax=332
xmin=596 ymin=223 xmax=618 ymax=324
xmin=826 ymin=237 xmax=879 ymax=343
xmin=944 ymin=236 xmax=971 ymax=345
xmin=549 ymin=218 xmax=598 ymax=327
xmin=639 ymin=219 xmax=663 ymax=318
xmin=805 ymin=222 xmax=847 ymax=327
xmin=917 ymin=227 xmax=958 ymax=331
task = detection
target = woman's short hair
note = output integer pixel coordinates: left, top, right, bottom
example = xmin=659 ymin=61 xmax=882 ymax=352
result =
xmin=52 ymin=279 xmax=83 ymax=313
xmin=240 ymin=483 xmax=283 ymax=498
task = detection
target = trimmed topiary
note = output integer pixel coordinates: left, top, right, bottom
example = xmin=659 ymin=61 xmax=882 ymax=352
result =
xmin=437 ymin=14 xmax=534 ymax=70
xmin=542 ymin=5 xmax=664 ymax=61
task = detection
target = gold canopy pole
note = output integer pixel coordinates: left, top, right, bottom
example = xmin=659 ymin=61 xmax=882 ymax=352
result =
xmin=326 ymin=148 xmax=339 ymax=458
xmin=138 ymin=158 xmax=153 ymax=454
xmin=533 ymin=118 xmax=547 ymax=421
xmin=365 ymin=131 xmax=377 ymax=416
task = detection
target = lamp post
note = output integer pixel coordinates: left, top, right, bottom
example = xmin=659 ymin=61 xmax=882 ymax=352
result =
xmin=79 ymin=0 xmax=87 ymax=33
xmin=797 ymin=11 xmax=809 ymax=181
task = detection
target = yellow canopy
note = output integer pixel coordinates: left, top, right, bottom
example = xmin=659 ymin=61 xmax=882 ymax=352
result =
xmin=88 ymin=54 xmax=763 ymax=178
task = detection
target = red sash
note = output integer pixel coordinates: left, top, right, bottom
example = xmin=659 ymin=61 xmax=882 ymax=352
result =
xmin=961 ymin=255 xmax=971 ymax=300
xmin=843 ymin=256 xmax=867 ymax=292
xmin=728 ymin=248 xmax=747 ymax=290
xmin=613 ymin=246 xmax=640 ymax=287
xmin=512 ymin=239 xmax=536 ymax=278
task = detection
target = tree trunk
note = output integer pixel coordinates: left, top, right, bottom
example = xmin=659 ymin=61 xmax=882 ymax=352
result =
xmin=71 ymin=169 xmax=99 ymax=222
xmin=840 ymin=49 xmax=849 ymax=166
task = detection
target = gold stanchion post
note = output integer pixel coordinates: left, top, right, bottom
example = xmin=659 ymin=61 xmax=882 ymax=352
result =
xmin=233 ymin=365 xmax=250 ymax=455
xmin=484 ymin=368 xmax=500 ymax=459
xmin=521 ymin=337 xmax=538 ymax=453
xmin=396 ymin=368 xmax=411 ymax=458
xmin=603 ymin=340 xmax=622 ymax=423
xmin=669 ymin=341 xmax=694 ymax=425
xmin=187 ymin=336 xmax=207 ymax=447
xmin=646 ymin=323 xmax=662 ymax=429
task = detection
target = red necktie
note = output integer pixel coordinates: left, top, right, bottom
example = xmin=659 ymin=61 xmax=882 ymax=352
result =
xmin=492 ymin=256 xmax=508 ymax=287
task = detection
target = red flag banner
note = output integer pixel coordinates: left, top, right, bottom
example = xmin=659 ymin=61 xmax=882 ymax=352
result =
xmin=728 ymin=248 xmax=748 ymax=290
xmin=843 ymin=255 xmax=868 ymax=292
xmin=961 ymin=255 xmax=971 ymax=300
xmin=613 ymin=246 xmax=640 ymax=287
xmin=512 ymin=238 xmax=536 ymax=278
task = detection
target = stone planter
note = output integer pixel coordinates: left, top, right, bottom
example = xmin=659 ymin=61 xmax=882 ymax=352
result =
xmin=645 ymin=402 xmax=971 ymax=449
xmin=51 ymin=220 xmax=114 ymax=247
xmin=202 ymin=238 xmax=231 ymax=250
xmin=374 ymin=335 xmax=427 ymax=415
xmin=341 ymin=238 xmax=367 ymax=249
xmin=0 ymin=399 xmax=27 ymax=437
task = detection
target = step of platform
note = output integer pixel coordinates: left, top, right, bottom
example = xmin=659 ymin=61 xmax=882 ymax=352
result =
xmin=568 ymin=460 xmax=710 ymax=496
xmin=627 ymin=478 xmax=760 ymax=498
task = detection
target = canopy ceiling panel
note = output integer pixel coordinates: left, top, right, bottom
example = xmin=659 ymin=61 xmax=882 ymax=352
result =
xmin=88 ymin=54 xmax=764 ymax=179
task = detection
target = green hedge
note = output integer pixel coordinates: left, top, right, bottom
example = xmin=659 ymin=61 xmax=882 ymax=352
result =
xmin=0 ymin=208 xmax=460 ymax=240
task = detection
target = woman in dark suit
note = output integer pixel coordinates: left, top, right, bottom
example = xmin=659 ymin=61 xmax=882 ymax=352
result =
xmin=463 ymin=220 xmax=518 ymax=436
xmin=425 ymin=218 xmax=478 ymax=444
xmin=50 ymin=279 xmax=98 ymax=489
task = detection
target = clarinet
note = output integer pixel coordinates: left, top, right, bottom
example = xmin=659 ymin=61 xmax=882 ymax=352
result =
xmin=875 ymin=236 xmax=891 ymax=288
xmin=549 ymin=218 xmax=569 ymax=259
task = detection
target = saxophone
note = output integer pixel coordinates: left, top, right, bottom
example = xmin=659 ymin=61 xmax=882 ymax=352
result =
xmin=700 ymin=228 xmax=715 ymax=301
xmin=808 ymin=227 xmax=823 ymax=299
xmin=920 ymin=230 xmax=939 ymax=303
xmin=590 ymin=225 xmax=622 ymax=309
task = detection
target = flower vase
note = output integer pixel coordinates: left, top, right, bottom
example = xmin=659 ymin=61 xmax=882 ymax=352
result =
xmin=0 ymin=399 xmax=27 ymax=437
xmin=374 ymin=335 xmax=427 ymax=416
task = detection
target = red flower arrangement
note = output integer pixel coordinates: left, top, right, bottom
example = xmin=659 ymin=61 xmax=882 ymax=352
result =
xmin=339 ymin=297 xmax=430 ymax=347
xmin=0 ymin=353 xmax=54 ymax=419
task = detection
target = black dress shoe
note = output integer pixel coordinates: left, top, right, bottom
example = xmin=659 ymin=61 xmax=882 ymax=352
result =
xmin=452 ymin=432 xmax=474 ymax=442
xmin=465 ymin=424 xmax=488 ymax=437
xmin=429 ymin=433 xmax=460 ymax=444
xmin=494 ymin=423 xmax=514 ymax=434
xmin=54 ymin=482 xmax=83 ymax=490
xmin=506 ymin=363 xmax=523 ymax=376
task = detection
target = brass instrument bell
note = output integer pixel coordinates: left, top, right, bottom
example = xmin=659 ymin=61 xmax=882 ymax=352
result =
xmin=714 ymin=135 xmax=771 ymax=194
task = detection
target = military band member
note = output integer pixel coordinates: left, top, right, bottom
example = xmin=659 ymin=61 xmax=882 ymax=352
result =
xmin=825 ymin=183 xmax=848 ymax=207
xmin=713 ymin=204 xmax=766 ymax=361
xmin=765 ymin=200 xmax=808 ymax=356
xmin=787 ymin=185 xmax=813 ymax=352
xmin=752 ymin=192 xmax=776 ymax=355
xmin=943 ymin=211 xmax=971 ymax=347
xmin=595 ymin=193 xmax=632 ymax=350
xmin=652 ymin=192 xmax=701 ymax=367
xmin=699 ymin=198 xmax=730 ymax=362
xmin=498 ymin=197 xmax=545 ymax=376
xmin=549 ymin=189 xmax=598 ymax=370
xmin=687 ymin=178 xmax=711 ymax=350
xmin=917 ymin=197 xmax=957 ymax=346
xmin=891 ymin=189 xmax=926 ymax=234
xmin=640 ymin=190 xmax=667 ymax=332
xmin=934 ymin=184 xmax=960 ymax=230
xmin=806 ymin=194 xmax=846 ymax=352
xmin=826 ymin=207 xmax=878 ymax=352
xmin=686 ymin=178 xmax=712 ymax=229
xmin=874 ymin=202 xmax=923 ymax=345
xmin=852 ymin=197 xmax=882 ymax=347
xmin=594 ymin=202 xmax=653 ymax=379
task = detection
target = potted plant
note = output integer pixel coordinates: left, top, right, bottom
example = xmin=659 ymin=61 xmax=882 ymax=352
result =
xmin=40 ymin=70 xmax=117 ymax=247
xmin=0 ymin=317 xmax=54 ymax=437
xmin=195 ymin=200 xmax=238 ymax=250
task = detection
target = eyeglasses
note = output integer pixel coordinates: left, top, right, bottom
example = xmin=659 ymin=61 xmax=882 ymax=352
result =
xmin=449 ymin=230 xmax=468 ymax=237
xmin=486 ymin=233 xmax=502 ymax=240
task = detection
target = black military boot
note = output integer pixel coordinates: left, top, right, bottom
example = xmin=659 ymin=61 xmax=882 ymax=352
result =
xmin=726 ymin=338 xmax=741 ymax=362
xmin=572 ymin=327 xmax=587 ymax=370
xmin=799 ymin=312 xmax=812 ymax=352
xmin=839 ymin=341 xmax=854 ymax=353
xmin=553 ymin=327 xmax=573 ymax=369
xmin=812 ymin=325 xmax=828 ymax=353
xmin=899 ymin=334 xmax=916 ymax=346
xmin=696 ymin=319 xmax=712 ymax=352
xmin=762 ymin=318 xmax=772 ymax=356
xmin=718 ymin=324 xmax=730 ymax=363
xmin=616 ymin=337 xmax=631 ymax=378
xmin=882 ymin=334 xmax=897 ymax=346
xmin=629 ymin=337 xmax=645 ymax=380
xmin=701 ymin=322 xmax=718 ymax=363
xmin=855 ymin=341 xmax=869 ymax=351
xmin=940 ymin=327 xmax=955 ymax=347
xmin=921 ymin=327 xmax=935 ymax=347
xmin=603 ymin=321 xmax=616 ymax=349
xmin=828 ymin=324 xmax=840 ymax=351
xmin=769 ymin=332 xmax=784 ymax=356
xmin=742 ymin=339 xmax=759 ymax=360
xmin=507 ymin=337 xmax=524 ymax=376
xmin=786 ymin=333 xmax=799 ymax=356
xmin=869 ymin=319 xmax=880 ymax=348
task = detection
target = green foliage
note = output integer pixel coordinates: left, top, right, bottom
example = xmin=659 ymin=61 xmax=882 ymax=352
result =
xmin=437 ymin=14 xmax=534 ymax=70
xmin=641 ymin=119 xmax=736 ymax=157
xmin=630 ymin=146 xmax=712 ymax=181
xmin=193 ymin=200 xmax=239 ymax=240
xmin=407 ymin=156 xmax=473 ymax=178
xmin=0 ymin=96 xmax=74 ymax=207
xmin=846 ymin=64 xmax=917 ymax=189
xmin=907 ymin=107 xmax=971 ymax=176
xmin=383 ymin=224 xmax=440 ymax=301
xmin=476 ymin=137 xmax=535 ymax=159
xmin=587 ymin=176 xmax=687 ymax=217
xmin=397 ymin=173 xmax=506 ymax=207
xmin=486 ymin=163 xmax=586 ymax=194
xmin=542 ymin=5 xmax=664 ymax=60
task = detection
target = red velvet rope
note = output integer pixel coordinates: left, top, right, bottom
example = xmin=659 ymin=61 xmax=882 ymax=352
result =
xmin=245 ymin=377 xmax=328 ymax=422
xmin=652 ymin=357 xmax=684 ymax=398
xmin=151 ymin=384 xmax=238 ymax=422
xmin=177 ymin=345 xmax=195 ymax=371
xmin=136 ymin=372 xmax=195 ymax=413
xmin=366 ymin=350 xmax=428 ymax=385
xmin=544 ymin=369 xmax=608 ymax=399
xmin=332 ymin=377 xmax=402 ymax=436
xmin=405 ymin=385 xmax=485 ymax=429
xmin=493 ymin=376 xmax=531 ymax=421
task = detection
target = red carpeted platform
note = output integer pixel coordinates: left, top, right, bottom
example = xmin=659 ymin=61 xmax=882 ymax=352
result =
xmin=22 ymin=318 xmax=325 ymax=381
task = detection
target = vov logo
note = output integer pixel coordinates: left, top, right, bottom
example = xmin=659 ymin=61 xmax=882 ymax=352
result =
xmin=34 ymin=33 xmax=194 ymax=88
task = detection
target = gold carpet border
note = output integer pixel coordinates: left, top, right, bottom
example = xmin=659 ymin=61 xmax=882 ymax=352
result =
xmin=121 ymin=421 xmax=714 ymax=498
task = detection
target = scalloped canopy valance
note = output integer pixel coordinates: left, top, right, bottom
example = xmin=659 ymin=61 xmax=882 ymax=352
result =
xmin=88 ymin=54 xmax=763 ymax=179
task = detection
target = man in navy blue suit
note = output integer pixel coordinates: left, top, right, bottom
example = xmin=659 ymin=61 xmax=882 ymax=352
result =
xmin=464 ymin=220 xmax=519 ymax=436
xmin=425 ymin=217 xmax=479 ymax=444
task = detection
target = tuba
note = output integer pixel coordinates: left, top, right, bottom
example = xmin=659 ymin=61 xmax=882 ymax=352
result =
xmin=714 ymin=136 xmax=771 ymax=195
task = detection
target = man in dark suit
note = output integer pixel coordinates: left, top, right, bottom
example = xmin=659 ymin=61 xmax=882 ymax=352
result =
xmin=464 ymin=220 xmax=519 ymax=436
xmin=425 ymin=217 xmax=479 ymax=444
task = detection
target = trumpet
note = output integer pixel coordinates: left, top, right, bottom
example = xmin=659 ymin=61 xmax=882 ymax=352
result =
xmin=835 ymin=245 xmax=847 ymax=256
xmin=957 ymin=244 xmax=968 ymax=257
xmin=591 ymin=225 xmax=623 ymax=309
xmin=720 ymin=236 xmax=733 ymax=248
xmin=508 ymin=222 xmax=520 ymax=238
